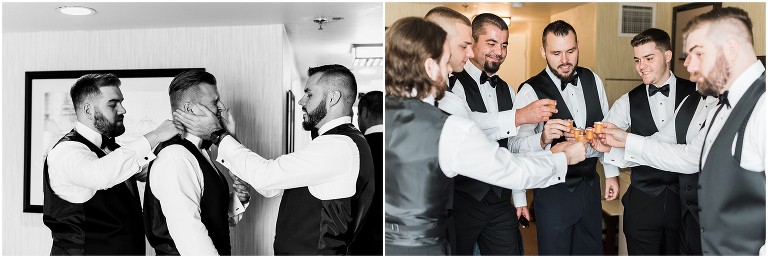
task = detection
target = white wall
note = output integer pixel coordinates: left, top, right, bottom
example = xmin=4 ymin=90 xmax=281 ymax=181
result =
xmin=2 ymin=24 xmax=295 ymax=255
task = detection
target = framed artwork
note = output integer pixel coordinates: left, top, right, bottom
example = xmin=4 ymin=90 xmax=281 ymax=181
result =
xmin=23 ymin=68 xmax=203 ymax=213
xmin=671 ymin=2 xmax=722 ymax=79
xmin=284 ymin=90 xmax=296 ymax=154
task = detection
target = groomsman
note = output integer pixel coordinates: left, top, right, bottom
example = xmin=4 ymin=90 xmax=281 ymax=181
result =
xmin=600 ymin=7 xmax=765 ymax=255
xmin=384 ymin=17 xmax=586 ymax=256
xmin=174 ymin=64 xmax=375 ymax=255
xmin=44 ymin=73 xmax=179 ymax=255
xmin=511 ymin=20 xmax=620 ymax=255
xmin=598 ymin=28 xmax=697 ymax=255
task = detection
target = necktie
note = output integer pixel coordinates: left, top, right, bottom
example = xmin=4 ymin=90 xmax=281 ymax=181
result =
xmin=100 ymin=135 xmax=120 ymax=151
xmin=480 ymin=73 xmax=499 ymax=88
xmin=560 ymin=73 xmax=579 ymax=91
xmin=717 ymin=91 xmax=731 ymax=108
xmin=648 ymin=84 xmax=670 ymax=97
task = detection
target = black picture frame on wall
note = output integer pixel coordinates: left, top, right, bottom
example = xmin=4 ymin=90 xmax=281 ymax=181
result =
xmin=285 ymin=90 xmax=296 ymax=155
xmin=23 ymin=68 xmax=204 ymax=213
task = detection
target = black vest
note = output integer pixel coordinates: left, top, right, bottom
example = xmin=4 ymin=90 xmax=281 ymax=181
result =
xmin=626 ymin=77 xmax=696 ymax=197
xmin=521 ymin=67 xmax=602 ymax=191
xmin=674 ymin=89 xmax=705 ymax=222
xmin=451 ymin=69 xmax=515 ymax=200
xmin=698 ymin=73 xmax=765 ymax=255
xmin=273 ymin=123 xmax=375 ymax=255
xmin=385 ymin=96 xmax=452 ymax=248
xmin=42 ymin=130 xmax=145 ymax=255
xmin=143 ymin=136 xmax=231 ymax=255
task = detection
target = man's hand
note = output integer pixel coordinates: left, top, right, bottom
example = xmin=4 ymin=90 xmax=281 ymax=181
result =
xmin=232 ymin=175 xmax=251 ymax=204
xmin=516 ymin=206 xmax=531 ymax=228
xmin=515 ymin=99 xmax=557 ymax=126
xmin=145 ymin=119 xmax=182 ymax=147
xmin=218 ymin=101 xmax=236 ymax=137
xmin=600 ymin=128 xmax=628 ymax=148
xmin=604 ymin=177 xmax=620 ymax=201
xmin=590 ymin=135 xmax=612 ymax=152
xmin=552 ymin=141 xmax=586 ymax=165
xmin=173 ymin=103 xmax=223 ymax=141
xmin=540 ymin=119 xmax=569 ymax=148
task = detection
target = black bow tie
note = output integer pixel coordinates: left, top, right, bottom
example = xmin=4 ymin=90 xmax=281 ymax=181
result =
xmin=200 ymin=140 xmax=214 ymax=150
xmin=648 ymin=84 xmax=670 ymax=97
xmin=100 ymin=135 xmax=120 ymax=151
xmin=560 ymin=74 xmax=579 ymax=91
xmin=717 ymin=91 xmax=731 ymax=108
xmin=480 ymin=73 xmax=500 ymax=88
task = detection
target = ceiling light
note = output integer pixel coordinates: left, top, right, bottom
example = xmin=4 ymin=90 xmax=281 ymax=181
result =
xmin=510 ymin=2 xmax=524 ymax=8
xmin=57 ymin=6 xmax=96 ymax=16
xmin=352 ymin=44 xmax=383 ymax=67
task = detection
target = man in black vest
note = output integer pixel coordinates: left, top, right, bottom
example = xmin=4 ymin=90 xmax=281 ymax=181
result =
xmin=384 ymin=17 xmax=587 ymax=256
xmin=44 ymin=73 xmax=180 ymax=255
xmin=444 ymin=13 xmax=559 ymax=255
xmin=174 ymin=64 xmax=376 ymax=255
xmin=511 ymin=20 xmax=620 ymax=255
xmin=349 ymin=90 xmax=383 ymax=255
xmin=599 ymin=7 xmax=765 ymax=255
xmin=143 ymin=70 xmax=251 ymax=255
xmin=597 ymin=28 xmax=697 ymax=255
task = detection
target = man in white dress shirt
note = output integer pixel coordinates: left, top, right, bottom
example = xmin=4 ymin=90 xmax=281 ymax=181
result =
xmin=143 ymin=70 xmax=251 ymax=255
xmin=174 ymin=64 xmax=376 ymax=255
xmin=383 ymin=17 xmax=587 ymax=255
xmin=597 ymin=28 xmax=698 ymax=255
xmin=44 ymin=73 xmax=180 ymax=255
xmin=511 ymin=20 xmax=620 ymax=255
xmin=599 ymin=7 xmax=765 ymax=255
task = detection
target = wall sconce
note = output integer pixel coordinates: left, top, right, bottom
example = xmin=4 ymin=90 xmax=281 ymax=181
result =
xmin=352 ymin=44 xmax=383 ymax=67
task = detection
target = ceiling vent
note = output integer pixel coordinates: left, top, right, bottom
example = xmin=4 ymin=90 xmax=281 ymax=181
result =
xmin=619 ymin=3 xmax=655 ymax=37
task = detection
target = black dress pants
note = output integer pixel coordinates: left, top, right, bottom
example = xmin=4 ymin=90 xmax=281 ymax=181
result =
xmin=623 ymin=186 xmax=681 ymax=255
xmin=679 ymin=209 xmax=703 ymax=255
xmin=534 ymin=178 xmax=602 ymax=255
xmin=453 ymin=190 xmax=523 ymax=255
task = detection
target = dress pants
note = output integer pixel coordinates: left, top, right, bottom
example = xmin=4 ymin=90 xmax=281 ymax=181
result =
xmin=385 ymin=242 xmax=448 ymax=256
xmin=534 ymin=177 xmax=602 ymax=255
xmin=679 ymin=209 xmax=703 ymax=255
xmin=453 ymin=190 xmax=523 ymax=255
xmin=622 ymin=186 xmax=681 ymax=255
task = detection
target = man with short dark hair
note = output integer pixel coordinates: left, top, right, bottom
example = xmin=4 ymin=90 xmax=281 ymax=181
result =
xmin=511 ymin=20 xmax=619 ymax=255
xmin=174 ymin=64 xmax=376 ymax=255
xmin=44 ymin=73 xmax=180 ymax=255
xmin=143 ymin=70 xmax=251 ymax=255
xmin=349 ymin=90 xmax=383 ymax=255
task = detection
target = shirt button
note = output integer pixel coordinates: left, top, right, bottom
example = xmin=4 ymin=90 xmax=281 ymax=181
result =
xmin=144 ymin=157 xmax=148 ymax=160
xmin=507 ymin=131 xmax=510 ymax=135
xmin=557 ymin=177 xmax=561 ymax=180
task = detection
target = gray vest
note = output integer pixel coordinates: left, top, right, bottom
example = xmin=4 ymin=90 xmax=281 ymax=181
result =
xmin=384 ymin=96 xmax=451 ymax=248
xmin=699 ymin=72 xmax=765 ymax=255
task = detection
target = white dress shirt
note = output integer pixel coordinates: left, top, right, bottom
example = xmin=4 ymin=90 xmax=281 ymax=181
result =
xmin=511 ymin=66 xmax=620 ymax=206
xmin=420 ymin=95 xmax=569 ymax=192
xmin=437 ymin=62 xmax=519 ymax=141
xmin=216 ymin=116 xmax=360 ymax=200
xmin=604 ymin=73 xmax=678 ymax=132
xmin=149 ymin=133 xmax=248 ymax=255
xmin=46 ymin=121 xmax=156 ymax=203
xmin=623 ymin=61 xmax=765 ymax=174
xmin=364 ymin=124 xmax=384 ymax=135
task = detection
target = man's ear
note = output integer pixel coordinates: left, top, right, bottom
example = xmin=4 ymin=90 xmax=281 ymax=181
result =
xmin=329 ymin=90 xmax=342 ymax=106
xmin=424 ymin=58 xmax=439 ymax=81
xmin=183 ymin=102 xmax=192 ymax=113
xmin=82 ymin=103 xmax=93 ymax=119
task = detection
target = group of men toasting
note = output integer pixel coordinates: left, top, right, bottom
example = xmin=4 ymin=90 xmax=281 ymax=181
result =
xmin=385 ymin=6 xmax=764 ymax=256
xmin=43 ymin=65 xmax=383 ymax=255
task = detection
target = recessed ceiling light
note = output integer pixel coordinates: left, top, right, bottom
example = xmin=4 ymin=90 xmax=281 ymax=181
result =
xmin=57 ymin=6 xmax=96 ymax=16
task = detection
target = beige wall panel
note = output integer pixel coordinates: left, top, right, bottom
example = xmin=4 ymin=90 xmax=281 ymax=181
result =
xmin=385 ymin=2 xmax=441 ymax=27
xmin=551 ymin=3 xmax=597 ymax=71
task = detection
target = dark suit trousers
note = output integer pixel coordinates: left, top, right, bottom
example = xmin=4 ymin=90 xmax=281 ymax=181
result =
xmin=385 ymin=242 xmax=448 ymax=256
xmin=534 ymin=178 xmax=602 ymax=255
xmin=679 ymin=209 xmax=703 ymax=255
xmin=623 ymin=186 xmax=681 ymax=255
xmin=453 ymin=190 xmax=523 ymax=255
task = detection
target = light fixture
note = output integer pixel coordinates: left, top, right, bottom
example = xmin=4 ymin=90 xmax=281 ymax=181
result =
xmin=510 ymin=2 xmax=524 ymax=8
xmin=352 ymin=44 xmax=383 ymax=67
xmin=57 ymin=6 xmax=96 ymax=16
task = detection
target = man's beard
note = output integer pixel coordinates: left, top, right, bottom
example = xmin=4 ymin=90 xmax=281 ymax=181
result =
xmin=483 ymin=54 xmax=503 ymax=74
xmin=302 ymin=94 xmax=328 ymax=131
xmin=433 ymin=69 xmax=448 ymax=101
xmin=94 ymin=108 xmax=125 ymax=138
xmin=696 ymin=52 xmax=731 ymax=97
xmin=548 ymin=57 xmax=579 ymax=82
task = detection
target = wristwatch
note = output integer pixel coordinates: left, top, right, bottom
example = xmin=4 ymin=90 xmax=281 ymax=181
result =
xmin=210 ymin=128 xmax=230 ymax=146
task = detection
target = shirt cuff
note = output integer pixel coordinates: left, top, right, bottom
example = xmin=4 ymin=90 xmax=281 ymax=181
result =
xmin=529 ymin=132 xmax=546 ymax=151
xmin=551 ymin=152 xmax=568 ymax=184
xmin=511 ymin=190 xmax=527 ymax=207
xmin=215 ymin=135 xmax=238 ymax=169
xmin=134 ymin=136 xmax=157 ymax=167
xmin=604 ymin=147 xmax=627 ymax=168
xmin=602 ymin=162 xmax=621 ymax=178
xmin=497 ymin=110 xmax=518 ymax=138
xmin=228 ymin=192 xmax=247 ymax=217
xmin=624 ymin=133 xmax=646 ymax=164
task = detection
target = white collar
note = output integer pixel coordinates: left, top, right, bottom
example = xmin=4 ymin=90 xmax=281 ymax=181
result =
xmin=74 ymin=121 xmax=105 ymax=148
xmin=364 ymin=124 xmax=384 ymax=135
xmin=184 ymin=133 xmax=205 ymax=149
xmin=318 ymin=116 xmax=352 ymax=135
xmin=464 ymin=61 xmax=494 ymax=85
xmin=725 ymin=60 xmax=765 ymax=108
xmin=646 ymin=71 xmax=677 ymax=94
